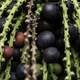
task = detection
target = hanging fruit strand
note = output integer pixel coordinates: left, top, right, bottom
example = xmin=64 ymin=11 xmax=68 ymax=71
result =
xmin=0 ymin=0 xmax=12 ymax=16
xmin=25 ymin=0 xmax=38 ymax=80
xmin=61 ymin=0 xmax=73 ymax=80
xmin=4 ymin=12 xmax=26 ymax=80
xmin=43 ymin=61 xmax=48 ymax=80
xmin=71 ymin=0 xmax=80 ymax=30
xmin=69 ymin=0 xmax=80 ymax=79
xmin=4 ymin=60 xmax=11 ymax=80
xmin=71 ymin=48 xmax=80 ymax=80
xmin=31 ymin=9 xmax=37 ymax=80
xmin=23 ymin=0 xmax=33 ymax=80
xmin=9 ymin=13 xmax=25 ymax=47
xmin=0 ymin=0 xmax=25 ymax=71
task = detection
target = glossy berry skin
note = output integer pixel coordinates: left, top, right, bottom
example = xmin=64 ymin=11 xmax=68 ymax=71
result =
xmin=4 ymin=46 xmax=13 ymax=59
xmin=10 ymin=72 xmax=16 ymax=80
xmin=13 ymin=48 xmax=20 ymax=61
xmin=16 ymin=64 xmax=25 ymax=80
xmin=15 ymin=32 xmax=25 ymax=47
xmin=36 ymin=20 xmax=53 ymax=34
xmin=40 ymin=3 xmax=61 ymax=24
xmin=37 ymin=31 xmax=55 ymax=49
xmin=43 ymin=47 xmax=60 ymax=63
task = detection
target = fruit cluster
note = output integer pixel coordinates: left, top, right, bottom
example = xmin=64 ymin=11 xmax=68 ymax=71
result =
xmin=0 ymin=0 xmax=80 ymax=80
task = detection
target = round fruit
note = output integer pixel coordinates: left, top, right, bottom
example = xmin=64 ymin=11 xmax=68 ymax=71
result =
xmin=40 ymin=3 xmax=61 ymax=24
xmin=36 ymin=20 xmax=53 ymax=33
xmin=37 ymin=31 xmax=55 ymax=49
xmin=16 ymin=64 xmax=25 ymax=80
xmin=4 ymin=46 xmax=13 ymax=59
xmin=43 ymin=47 xmax=60 ymax=63
xmin=11 ymin=72 xmax=16 ymax=80
xmin=13 ymin=48 xmax=20 ymax=61
xmin=49 ymin=63 xmax=62 ymax=75
xmin=15 ymin=32 xmax=25 ymax=47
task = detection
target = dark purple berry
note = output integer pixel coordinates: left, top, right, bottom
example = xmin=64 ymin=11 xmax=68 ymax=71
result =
xmin=37 ymin=31 xmax=55 ymax=49
xmin=43 ymin=47 xmax=60 ymax=63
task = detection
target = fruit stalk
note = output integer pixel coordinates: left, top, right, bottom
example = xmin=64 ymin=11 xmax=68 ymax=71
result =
xmin=0 ymin=0 xmax=25 ymax=70
xmin=71 ymin=48 xmax=80 ymax=80
xmin=69 ymin=0 xmax=80 ymax=79
xmin=61 ymin=0 xmax=72 ymax=80
xmin=4 ymin=60 xmax=11 ymax=80
xmin=26 ymin=0 xmax=38 ymax=80
xmin=49 ymin=64 xmax=58 ymax=80
xmin=31 ymin=12 xmax=37 ymax=80
xmin=23 ymin=0 xmax=34 ymax=80
xmin=0 ymin=0 xmax=12 ymax=16
xmin=3 ymin=12 xmax=25 ymax=80
xmin=71 ymin=0 xmax=80 ymax=30
xmin=9 ymin=13 xmax=25 ymax=47
xmin=43 ymin=61 xmax=48 ymax=80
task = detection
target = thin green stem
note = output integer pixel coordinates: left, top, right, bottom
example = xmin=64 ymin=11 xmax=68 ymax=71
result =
xmin=0 ymin=0 xmax=25 ymax=70
xmin=71 ymin=0 xmax=80 ymax=30
xmin=43 ymin=61 xmax=48 ymax=80
xmin=49 ymin=64 xmax=58 ymax=80
xmin=4 ymin=13 xmax=25 ymax=80
xmin=4 ymin=60 xmax=11 ymax=80
xmin=0 ymin=0 xmax=12 ymax=16
xmin=71 ymin=48 xmax=80 ymax=80
xmin=61 ymin=0 xmax=72 ymax=80
xmin=9 ymin=13 xmax=25 ymax=47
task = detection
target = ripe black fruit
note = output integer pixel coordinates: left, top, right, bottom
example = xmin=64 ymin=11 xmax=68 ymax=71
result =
xmin=37 ymin=31 xmax=55 ymax=49
xmin=43 ymin=47 xmax=60 ymax=63
xmin=13 ymin=48 xmax=20 ymax=61
xmin=36 ymin=20 xmax=53 ymax=34
xmin=10 ymin=72 xmax=16 ymax=80
xmin=16 ymin=64 xmax=25 ymax=80
xmin=40 ymin=3 xmax=61 ymax=24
